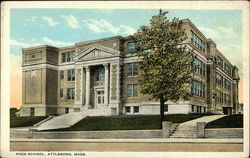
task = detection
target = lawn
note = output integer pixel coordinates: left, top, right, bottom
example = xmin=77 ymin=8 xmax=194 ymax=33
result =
xmin=10 ymin=116 xmax=48 ymax=128
xmin=54 ymin=114 xmax=209 ymax=131
xmin=206 ymin=114 xmax=243 ymax=128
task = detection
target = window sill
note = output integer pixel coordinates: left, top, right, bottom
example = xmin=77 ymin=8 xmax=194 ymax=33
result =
xmin=192 ymin=95 xmax=206 ymax=99
xmin=126 ymin=96 xmax=139 ymax=99
xmin=193 ymin=72 xmax=206 ymax=78
xmin=126 ymin=75 xmax=138 ymax=78
xmin=189 ymin=42 xmax=206 ymax=54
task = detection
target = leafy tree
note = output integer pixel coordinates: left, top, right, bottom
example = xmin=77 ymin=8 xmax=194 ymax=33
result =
xmin=134 ymin=10 xmax=193 ymax=127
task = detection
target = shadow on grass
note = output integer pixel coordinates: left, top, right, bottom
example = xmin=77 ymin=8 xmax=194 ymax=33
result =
xmin=10 ymin=116 xmax=48 ymax=128
xmin=206 ymin=114 xmax=243 ymax=128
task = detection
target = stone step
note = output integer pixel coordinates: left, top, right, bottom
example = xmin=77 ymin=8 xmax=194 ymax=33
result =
xmin=170 ymin=136 xmax=197 ymax=138
xmin=173 ymin=132 xmax=196 ymax=135
xmin=174 ymin=130 xmax=196 ymax=132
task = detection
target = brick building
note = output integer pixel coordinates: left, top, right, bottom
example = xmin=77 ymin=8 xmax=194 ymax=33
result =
xmin=20 ymin=19 xmax=240 ymax=116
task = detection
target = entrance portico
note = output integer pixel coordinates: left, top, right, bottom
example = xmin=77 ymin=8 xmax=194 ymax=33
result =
xmin=73 ymin=44 xmax=122 ymax=115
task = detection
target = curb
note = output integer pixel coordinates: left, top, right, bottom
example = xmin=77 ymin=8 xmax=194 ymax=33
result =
xmin=10 ymin=138 xmax=243 ymax=144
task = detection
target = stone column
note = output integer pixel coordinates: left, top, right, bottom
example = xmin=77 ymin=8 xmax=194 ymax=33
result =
xmin=162 ymin=121 xmax=171 ymax=138
xmin=197 ymin=122 xmax=206 ymax=138
xmin=117 ymin=63 xmax=121 ymax=104
xmin=84 ymin=66 xmax=90 ymax=106
xmin=103 ymin=63 xmax=109 ymax=105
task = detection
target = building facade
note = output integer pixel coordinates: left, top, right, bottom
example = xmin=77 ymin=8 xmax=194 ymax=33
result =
xmin=20 ymin=19 xmax=240 ymax=116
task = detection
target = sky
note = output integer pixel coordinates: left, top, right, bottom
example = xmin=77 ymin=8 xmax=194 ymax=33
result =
xmin=9 ymin=9 xmax=243 ymax=108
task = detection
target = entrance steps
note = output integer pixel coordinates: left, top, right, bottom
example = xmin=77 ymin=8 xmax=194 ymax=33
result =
xmin=170 ymin=115 xmax=225 ymax=138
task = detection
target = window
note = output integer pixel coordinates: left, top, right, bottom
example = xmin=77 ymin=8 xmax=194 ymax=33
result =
xmin=191 ymin=80 xmax=205 ymax=98
xmin=60 ymin=71 xmax=64 ymax=79
xmin=127 ymin=84 xmax=138 ymax=97
xmin=190 ymin=31 xmax=205 ymax=53
xmin=225 ymin=63 xmax=232 ymax=75
xmin=217 ymin=56 xmax=223 ymax=68
xmin=30 ymin=107 xmax=35 ymax=116
xmin=164 ymin=104 xmax=168 ymax=112
xmin=61 ymin=51 xmax=75 ymax=63
xmin=67 ymin=69 xmax=75 ymax=81
xmin=127 ymin=62 xmax=138 ymax=76
xmin=96 ymin=68 xmax=105 ymax=81
xmin=128 ymin=42 xmax=134 ymax=53
xmin=225 ymin=94 xmax=231 ymax=105
xmin=125 ymin=107 xmax=131 ymax=113
xmin=67 ymin=88 xmax=75 ymax=100
xmin=65 ymin=108 xmax=69 ymax=114
xmin=225 ymin=79 xmax=231 ymax=90
xmin=127 ymin=41 xmax=140 ymax=53
xmin=97 ymin=91 xmax=104 ymax=104
xmin=192 ymin=58 xmax=205 ymax=76
xmin=60 ymin=89 xmax=63 ymax=97
xmin=192 ymin=105 xmax=195 ymax=112
xmin=216 ymin=90 xmax=223 ymax=103
xmin=134 ymin=106 xmax=139 ymax=113
xmin=62 ymin=53 xmax=66 ymax=63
xmin=216 ymin=73 xmax=223 ymax=87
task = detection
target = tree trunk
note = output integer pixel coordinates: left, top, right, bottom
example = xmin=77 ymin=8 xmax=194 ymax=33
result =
xmin=160 ymin=97 xmax=165 ymax=129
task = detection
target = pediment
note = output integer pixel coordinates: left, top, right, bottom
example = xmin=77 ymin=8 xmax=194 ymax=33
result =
xmin=73 ymin=44 xmax=120 ymax=61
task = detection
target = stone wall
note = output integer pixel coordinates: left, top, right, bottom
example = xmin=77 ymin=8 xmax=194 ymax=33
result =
xmin=205 ymin=128 xmax=243 ymax=138
xmin=30 ymin=130 xmax=162 ymax=139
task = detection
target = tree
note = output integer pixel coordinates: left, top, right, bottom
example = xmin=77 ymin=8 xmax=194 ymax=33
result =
xmin=134 ymin=10 xmax=193 ymax=127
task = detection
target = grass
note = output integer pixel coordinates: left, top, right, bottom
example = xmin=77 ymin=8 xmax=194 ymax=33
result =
xmin=206 ymin=114 xmax=243 ymax=128
xmin=10 ymin=116 xmax=48 ymax=128
xmin=53 ymin=114 xmax=209 ymax=131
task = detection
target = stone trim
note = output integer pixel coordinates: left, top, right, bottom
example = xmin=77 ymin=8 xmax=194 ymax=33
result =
xmin=216 ymin=67 xmax=234 ymax=81
xmin=73 ymin=44 xmax=120 ymax=61
xmin=22 ymin=63 xmax=58 ymax=71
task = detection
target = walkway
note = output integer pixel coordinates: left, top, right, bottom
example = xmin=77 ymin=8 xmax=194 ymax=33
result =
xmin=170 ymin=115 xmax=226 ymax=138
xmin=34 ymin=112 xmax=86 ymax=131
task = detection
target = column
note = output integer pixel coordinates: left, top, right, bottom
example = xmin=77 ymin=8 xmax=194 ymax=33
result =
xmin=103 ymin=63 xmax=109 ymax=105
xmin=117 ymin=63 xmax=121 ymax=104
xmin=85 ymin=66 xmax=90 ymax=106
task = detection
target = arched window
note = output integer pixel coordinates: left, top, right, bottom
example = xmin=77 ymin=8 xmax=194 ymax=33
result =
xmin=96 ymin=68 xmax=104 ymax=81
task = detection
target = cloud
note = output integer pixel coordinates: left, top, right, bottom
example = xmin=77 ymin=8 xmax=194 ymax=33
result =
xmin=61 ymin=15 xmax=80 ymax=29
xmin=42 ymin=16 xmax=59 ymax=27
xmin=11 ymin=38 xmax=72 ymax=49
xmin=120 ymin=25 xmax=137 ymax=35
xmin=86 ymin=23 xmax=102 ymax=33
xmin=85 ymin=19 xmax=136 ymax=36
xmin=25 ymin=16 xmax=37 ymax=22
xmin=42 ymin=37 xmax=72 ymax=46
xmin=199 ymin=26 xmax=237 ymax=40
xmin=10 ymin=39 xmax=29 ymax=48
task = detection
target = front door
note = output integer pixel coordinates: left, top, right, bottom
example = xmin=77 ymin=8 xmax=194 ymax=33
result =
xmin=96 ymin=90 xmax=104 ymax=108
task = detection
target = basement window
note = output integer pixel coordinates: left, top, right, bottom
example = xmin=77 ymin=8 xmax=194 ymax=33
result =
xmin=164 ymin=104 xmax=168 ymax=112
xmin=134 ymin=106 xmax=139 ymax=113
xmin=125 ymin=107 xmax=131 ymax=113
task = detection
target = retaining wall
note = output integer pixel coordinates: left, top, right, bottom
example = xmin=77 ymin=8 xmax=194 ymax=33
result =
xmin=31 ymin=130 xmax=162 ymax=139
xmin=205 ymin=128 xmax=243 ymax=138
